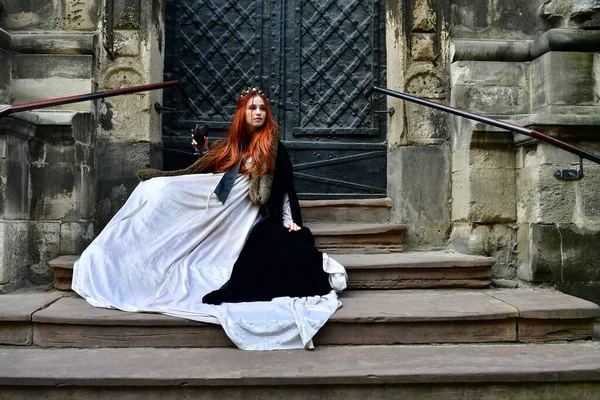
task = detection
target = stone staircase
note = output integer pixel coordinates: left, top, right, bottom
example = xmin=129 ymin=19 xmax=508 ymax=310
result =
xmin=1 ymin=199 xmax=600 ymax=399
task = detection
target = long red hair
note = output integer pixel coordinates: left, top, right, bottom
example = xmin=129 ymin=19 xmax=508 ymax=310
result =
xmin=201 ymin=93 xmax=277 ymax=177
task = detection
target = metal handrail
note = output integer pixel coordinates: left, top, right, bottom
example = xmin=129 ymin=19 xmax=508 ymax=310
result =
xmin=0 ymin=80 xmax=187 ymax=119
xmin=374 ymin=86 xmax=600 ymax=166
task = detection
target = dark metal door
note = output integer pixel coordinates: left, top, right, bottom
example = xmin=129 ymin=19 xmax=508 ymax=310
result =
xmin=163 ymin=0 xmax=386 ymax=198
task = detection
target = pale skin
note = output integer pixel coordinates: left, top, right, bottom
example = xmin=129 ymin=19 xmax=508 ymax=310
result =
xmin=192 ymin=96 xmax=300 ymax=232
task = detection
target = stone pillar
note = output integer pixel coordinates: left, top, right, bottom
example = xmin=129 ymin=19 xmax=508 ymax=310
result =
xmin=448 ymin=60 xmax=528 ymax=279
xmin=0 ymin=28 xmax=10 ymax=104
xmin=28 ymin=113 xmax=96 ymax=285
xmin=386 ymin=0 xmax=451 ymax=249
xmin=0 ymin=116 xmax=34 ymax=292
xmin=94 ymin=0 xmax=165 ymax=232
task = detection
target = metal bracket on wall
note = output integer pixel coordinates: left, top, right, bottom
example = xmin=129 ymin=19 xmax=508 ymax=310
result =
xmin=373 ymin=107 xmax=395 ymax=117
xmin=154 ymin=103 xmax=178 ymax=113
xmin=554 ymin=157 xmax=584 ymax=180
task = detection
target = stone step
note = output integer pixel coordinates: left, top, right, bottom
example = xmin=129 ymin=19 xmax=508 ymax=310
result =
xmin=336 ymin=251 xmax=494 ymax=289
xmin=306 ymin=223 xmax=407 ymax=253
xmin=2 ymin=343 xmax=600 ymax=399
xmin=299 ymin=198 xmax=392 ymax=223
xmin=48 ymin=251 xmax=494 ymax=292
xmin=2 ymin=287 xmax=598 ymax=348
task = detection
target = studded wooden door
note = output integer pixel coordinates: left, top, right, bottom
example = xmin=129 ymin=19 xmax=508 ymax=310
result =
xmin=163 ymin=0 xmax=387 ymax=198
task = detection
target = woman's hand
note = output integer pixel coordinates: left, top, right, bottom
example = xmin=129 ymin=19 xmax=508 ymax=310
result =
xmin=191 ymin=131 xmax=209 ymax=152
xmin=283 ymin=221 xmax=301 ymax=232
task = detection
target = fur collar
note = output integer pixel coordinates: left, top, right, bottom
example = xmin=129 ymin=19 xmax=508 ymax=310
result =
xmin=137 ymin=132 xmax=280 ymax=205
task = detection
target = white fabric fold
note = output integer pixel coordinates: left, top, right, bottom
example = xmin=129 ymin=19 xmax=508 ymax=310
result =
xmin=72 ymin=173 xmax=347 ymax=350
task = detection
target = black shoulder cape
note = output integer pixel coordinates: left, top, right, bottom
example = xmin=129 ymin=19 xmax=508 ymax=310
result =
xmin=202 ymin=142 xmax=331 ymax=304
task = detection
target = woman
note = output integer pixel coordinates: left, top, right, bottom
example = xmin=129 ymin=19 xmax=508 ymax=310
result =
xmin=72 ymin=87 xmax=346 ymax=350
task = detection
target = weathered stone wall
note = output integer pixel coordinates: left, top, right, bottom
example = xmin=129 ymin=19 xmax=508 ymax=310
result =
xmin=0 ymin=1 xmax=166 ymax=290
xmin=93 ymin=0 xmax=166 ymax=232
xmin=447 ymin=0 xmax=600 ymax=301
xmin=0 ymin=116 xmax=32 ymax=292
xmin=386 ymin=0 xmax=452 ymax=249
xmin=0 ymin=28 xmax=10 ymax=104
xmin=27 ymin=112 xmax=95 ymax=285
xmin=0 ymin=0 xmax=98 ymax=290
xmin=2 ymin=0 xmax=99 ymax=31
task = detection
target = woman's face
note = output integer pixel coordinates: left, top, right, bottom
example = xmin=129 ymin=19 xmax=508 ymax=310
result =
xmin=245 ymin=96 xmax=266 ymax=132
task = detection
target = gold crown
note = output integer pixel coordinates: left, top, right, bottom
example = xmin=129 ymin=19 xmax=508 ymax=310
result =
xmin=240 ymin=87 xmax=265 ymax=99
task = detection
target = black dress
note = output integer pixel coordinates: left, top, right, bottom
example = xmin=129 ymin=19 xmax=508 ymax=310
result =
xmin=202 ymin=142 xmax=332 ymax=304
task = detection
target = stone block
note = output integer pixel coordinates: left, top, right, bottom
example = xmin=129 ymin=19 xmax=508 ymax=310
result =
xmin=98 ymin=65 xmax=152 ymax=141
xmin=575 ymin=164 xmax=600 ymax=229
xmin=517 ymin=164 xmax=577 ymax=224
xmin=30 ymin=140 xmax=76 ymax=165
xmin=75 ymin=163 xmax=94 ymax=219
xmin=406 ymin=102 xmax=449 ymax=144
xmin=62 ymin=0 xmax=99 ymax=31
xmin=0 ymin=49 xmax=11 ymax=104
xmin=71 ymin=112 xmax=94 ymax=145
xmin=30 ymin=163 xmax=76 ymax=220
xmin=450 ymin=115 xmax=478 ymax=150
xmin=560 ymin=225 xmax=600 ymax=283
xmin=452 ymin=147 xmax=515 ymax=173
xmin=450 ymin=0 xmax=537 ymax=38
xmin=451 ymin=169 xmax=470 ymax=221
xmin=27 ymin=221 xmax=60 ymax=285
xmin=12 ymin=78 xmax=92 ymax=112
xmin=13 ymin=55 xmax=92 ymax=80
xmin=411 ymin=34 xmax=435 ymax=61
xmin=0 ymin=220 xmax=28 ymax=292
xmin=450 ymin=222 xmax=517 ymax=279
xmin=4 ymin=159 xmax=29 ymax=220
xmin=451 ymin=85 xmax=529 ymax=115
xmin=452 ymin=167 xmax=516 ymax=223
xmin=11 ymin=32 xmax=95 ymax=55
xmin=412 ymin=0 xmax=436 ymax=32
xmin=114 ymin=0 xmax=141 ymax=29
xmin=523 ymin=141 xmax=583 ymax=167
xmin=114 ymin=30 xmax=140 ymax=57
xmin=517 ymin=223 xmax=600 ymax=285
xmin=59 ymin=222 xmax=93 ymax=255
xmin=388 ymin=146 xmax=450 ymax=249
xmin=451 ymin=61 xmax=529 ymax=87
xmin=450 ymin=0 xmax=489 ymax=34
xmin=531 ymin=52 xmax=596 ymax=111
xmin=491 ymin=0 xmax=538 ymax=36
xmin=2 ymin=1 xmax=61 ymax=30
xmin=517 ymin=223 xmax=560 ymax=282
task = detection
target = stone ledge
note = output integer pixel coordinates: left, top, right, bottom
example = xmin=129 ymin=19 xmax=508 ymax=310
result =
xmin=307 ymin=223 xmax=406 ymax=253
xmin=5 ymin=288 xmax=597 ymax=347
xmin=2 ymin=343 xmax=600 ymax=387
xmin=49 ymin=252 xmax=495 ymax=292
xmin=0 ymin=288 xmax=64 ymax=322
xmin=300 ymin=198 xmax=392 ymax=223
xmin=13 ymin=54 xmax=93 ymax=80
xmin=32 ymin=296 xmax=215 ymax=326
xmin=307 ymin=223 xmax=407 ymax=236
xmin=489 ymin=289 xmax=600 ymax=319
xmin=334 ymin=290 xmax=517 ymax=322
xmin=452 ymin=29 xmax=600 ymax=62
xmin=333 ymin=251 xmax=495 ymax=269
xmin=10 ymin=32 xmax=95 ymax=55
xmin=470 ymin=113 xmax=600 ymax=149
